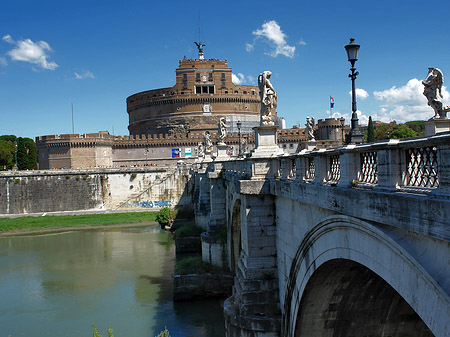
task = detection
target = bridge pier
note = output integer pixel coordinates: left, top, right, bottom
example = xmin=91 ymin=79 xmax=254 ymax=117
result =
xmin=224 ymin=180 xmax=281 ymax=337
xmin=201 ymin=163 xmax=228 ymax=268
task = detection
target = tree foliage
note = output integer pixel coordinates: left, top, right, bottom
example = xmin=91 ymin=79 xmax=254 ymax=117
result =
xmin=155 ymin=207 xmax=176 ymax=225
xmin=367 ymin=116 xmax=375 ymax=143
xmin=17 ymin=137 xmax=38 ymax=170
xmin=391 ymin=124 xmax=417 ymax=139
xmin=374 ymin=121 xmax=421 ymax=141
xmin=0 ymin=140 xmax=15 ymax=170
xmin=404 ymin=121 xmax=425 ymax=136
xmin=374 ymin=123 xmax=397 ymax=141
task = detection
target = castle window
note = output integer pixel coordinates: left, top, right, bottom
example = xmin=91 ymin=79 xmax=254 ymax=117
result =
xmin=221 ymin=73 xmax=225 ymax=79
xmin=183 ymin=74 xmax=187 ymax=82
xmin=196 ymin=73 xmax=200 ymax=81
xmin=221 ymin=81 xmax=226 ymax=88
xmin=208 ymin=73 xmax=213 ymax=81
xmin=195 ymin=85 xmax=215 ymax=94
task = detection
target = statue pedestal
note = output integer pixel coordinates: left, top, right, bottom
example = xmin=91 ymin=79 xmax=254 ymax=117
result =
xmin=203 ymin=151 xmax=214 ymax=162
xmin=425 ymin=118 xmax=450 ymax=136
xmin=249 ymin=125 xmax=283 ymax=158
xmin=215 ymin=144 xmax=229 ymax=160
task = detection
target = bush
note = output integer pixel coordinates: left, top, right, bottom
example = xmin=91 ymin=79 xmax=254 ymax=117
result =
xmin=174 ymin=224 xmax=204 ymax=238
xmin=175 ymin=256 xmax=227 ymax=275
xmin=155 ymin=207 xmax=176 ymax=225
xmin=130 ymin=173 xmax=137 ymax=181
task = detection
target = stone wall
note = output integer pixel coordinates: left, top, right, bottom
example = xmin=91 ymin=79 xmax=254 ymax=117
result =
xmin=0 ymin=167 xmax=192 ymax=215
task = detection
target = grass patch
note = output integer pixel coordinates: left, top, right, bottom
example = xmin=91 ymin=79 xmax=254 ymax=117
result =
xmin=175 ymin=256 xmax=227 ymax=275
xmin=174 ymin=224 xmax=204 ymax=238
xmin=0 ymin=211 xmax=158 ymax=233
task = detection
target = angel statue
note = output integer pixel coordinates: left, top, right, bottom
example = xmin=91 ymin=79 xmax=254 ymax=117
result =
xmin=203 ymin=131 xmax=213 ymax=153
xmin=217 ymin=117 xmax=227 ymax=145
xmin=197 ymin=142 xmax=205 ymax=158
xmin=423 ymin=67 xmax=449 ymax=119
xmin=258 ymin=71 xmax=277 ymax=126
xmin=306 ymin=117 xmax=315 ymax=141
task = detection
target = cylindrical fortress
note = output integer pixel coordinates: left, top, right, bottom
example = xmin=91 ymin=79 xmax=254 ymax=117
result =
xmin=127 ymin=58 xmax=261 ymax=136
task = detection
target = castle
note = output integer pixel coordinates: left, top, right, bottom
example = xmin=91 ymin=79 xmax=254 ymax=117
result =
xmin=36 ymin=46 xmax=346 ymax=169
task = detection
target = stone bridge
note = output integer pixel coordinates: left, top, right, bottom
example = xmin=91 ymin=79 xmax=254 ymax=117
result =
xmin=193 ymin=132 xmax=450 ymax=337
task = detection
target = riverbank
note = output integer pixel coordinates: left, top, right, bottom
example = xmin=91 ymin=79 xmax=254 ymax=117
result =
xmin=0 ymin=211 xmax=158 ymax=236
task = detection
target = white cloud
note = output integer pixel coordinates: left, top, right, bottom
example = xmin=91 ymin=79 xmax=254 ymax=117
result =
xmin=247 ymin=20 xmax=297 ymax=58
xmin=349 ymin=88 xmax=369 ymax=100
xmin=232 ymin=73 xmax=256 ymax=85
xmin=373 ymin=78 xmax=449 ymax=122
xmin=0 ymin=56 xmax=7 ymax=67
xmin=2 ymin=34 xmax=58 ymax=70
xmin=74 ymin=70 xmax=95 ymax=80
xmin=298 ymin=39 xmax=306 ymax=46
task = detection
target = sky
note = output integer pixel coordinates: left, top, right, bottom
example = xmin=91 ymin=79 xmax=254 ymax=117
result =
xmin=1 ymin=0 xmax=450 ymax=139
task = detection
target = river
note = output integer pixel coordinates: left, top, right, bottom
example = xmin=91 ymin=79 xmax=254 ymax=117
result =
xmin=0 ymin=225 xmax=225 ymax=337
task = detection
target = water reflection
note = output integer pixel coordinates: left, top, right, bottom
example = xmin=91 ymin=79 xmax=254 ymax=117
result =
xmin=0 ymin=225 xmax=224 ymax=337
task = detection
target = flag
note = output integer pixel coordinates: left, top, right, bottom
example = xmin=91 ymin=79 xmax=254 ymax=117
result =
xmin=330 ymin=96 xmax=335 ymax=109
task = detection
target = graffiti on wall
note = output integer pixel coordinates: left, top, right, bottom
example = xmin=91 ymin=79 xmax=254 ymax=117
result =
xmin=123 ymin=200 xmax=172 ymax=209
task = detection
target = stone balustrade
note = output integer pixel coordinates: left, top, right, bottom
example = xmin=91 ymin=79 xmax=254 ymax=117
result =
xmin=209 ymin=132 xmax=450 ymax=195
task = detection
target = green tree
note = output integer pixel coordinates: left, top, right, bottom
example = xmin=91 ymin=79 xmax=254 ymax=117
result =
xmin=391 ymin=124 xmax=417 ymax=139
xmin=374 ymin=123 xmax=397 ymax=141
xmin=0 ymin=140 xmax=15 ymax=170
xmin=404 ymin=121 xmax=425 ymax=136
xmin=17 ymin=137 xmax=38 ymax=170
xmin=0 ymin=135 xmax=17 ymax=143
xmin=367 ymin=116 xmax=375 ymax=143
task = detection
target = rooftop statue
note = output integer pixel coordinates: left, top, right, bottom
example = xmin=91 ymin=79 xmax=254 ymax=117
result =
xmin=306 ymin=117 xmax=315 ymax=141
xmin=423 ymin=67 xmax=450 ymax=119
xmin=258 ymin=71 xmax=277 ymax=126
xmin=216 ymin=117 xmax=227 ymax=146
xmin=194 ymin=41 xmax=206 ymax=60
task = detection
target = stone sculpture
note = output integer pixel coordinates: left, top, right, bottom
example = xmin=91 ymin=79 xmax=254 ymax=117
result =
xmin=197 ymin=142 xmax=204 ymax=158
xmin=203 ymin=131 xmax=213 ymax=153
xmin=258 ymin=71 xmax=277 ymax=126
xmin=306 ymin=117 xmax=315 ymax=141
xmin=217 ymin=117 xmax=227 ymax=145
xmin=242 ymin=137 xmax=247 ymax=154
xmin=423 ymin=67 xmax=449 ymax=118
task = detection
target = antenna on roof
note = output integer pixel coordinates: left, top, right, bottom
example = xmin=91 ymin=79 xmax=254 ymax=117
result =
xmin=71 ymin=102 xmax=74 ymax=134
xmin=194 ymin=14 xmax=205 ymax=60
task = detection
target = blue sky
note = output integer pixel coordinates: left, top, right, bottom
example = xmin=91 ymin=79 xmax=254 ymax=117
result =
xmin=1 ymin=0 xmax=450 ymax=139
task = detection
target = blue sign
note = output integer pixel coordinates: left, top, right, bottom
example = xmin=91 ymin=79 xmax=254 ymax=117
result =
xmin=172 ymin=148 xmax=181 ymax=158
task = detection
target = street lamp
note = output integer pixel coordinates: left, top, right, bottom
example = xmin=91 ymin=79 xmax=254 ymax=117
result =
xmin=237 ymin=120 xmax=242 ymax=158
xmin=344 ymin=38 xmax=364 ymax=144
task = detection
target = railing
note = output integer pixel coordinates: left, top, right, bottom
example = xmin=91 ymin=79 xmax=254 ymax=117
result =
xmin=359 ymin=151 xmax=378 ymax=184
xmin=191 ymin=133 xmax=450 ymax=195
xmin=404 ymin=146 xmax=439 ymax=188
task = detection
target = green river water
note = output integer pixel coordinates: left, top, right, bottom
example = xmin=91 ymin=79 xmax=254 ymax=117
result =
xmin=0 ymin=225 xmax=225 ymax=337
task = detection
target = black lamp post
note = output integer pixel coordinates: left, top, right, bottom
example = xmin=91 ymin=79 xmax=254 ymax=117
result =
xmin=344 ymin=38 xmax=364 ymax=144
xmin=237 ymin=120 xmax=242 ymax=158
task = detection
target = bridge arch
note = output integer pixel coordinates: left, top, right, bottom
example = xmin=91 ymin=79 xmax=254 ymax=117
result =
xmin=282 ymin=215 xmax=450 ymax=337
